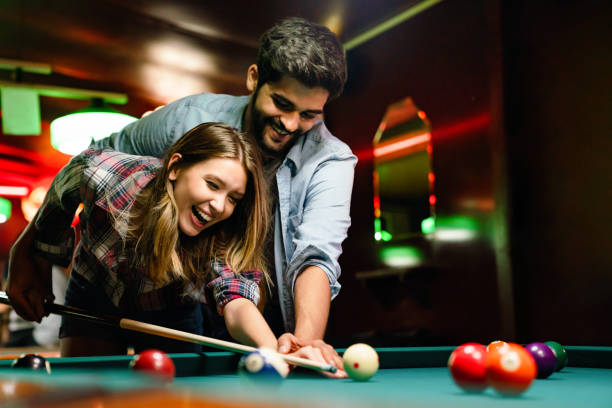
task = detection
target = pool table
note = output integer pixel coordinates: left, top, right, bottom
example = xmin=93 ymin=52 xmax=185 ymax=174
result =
xmin=0 ymin=346 xmax=610 ymax=407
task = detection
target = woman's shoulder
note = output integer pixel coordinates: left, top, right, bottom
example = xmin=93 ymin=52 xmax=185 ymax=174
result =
xmin=80 ymin=148 xmax=162 ymax=175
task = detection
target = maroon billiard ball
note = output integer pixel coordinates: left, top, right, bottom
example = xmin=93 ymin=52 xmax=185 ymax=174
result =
xmin=525 ymin=342 xmax=557 ymax=379
xmin=129 ymin=349 xmax=175 ymax=381
xmin=448 ymin=343 xmax=488 ymax=392
xmin=11 ymin=354 xmax=51 ymax=374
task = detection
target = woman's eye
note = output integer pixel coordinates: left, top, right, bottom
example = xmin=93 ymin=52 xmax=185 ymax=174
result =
xmin=207 ymin=181 xmax=219 ymax=190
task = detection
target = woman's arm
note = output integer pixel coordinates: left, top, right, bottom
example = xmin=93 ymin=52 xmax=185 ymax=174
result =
xmin=222 ymin=298 xmax=277 ymax=349
xmin=6 ymin=220 xmax=54 ymax=322
xmin=7 ymin=153 xmax=86 ymax=322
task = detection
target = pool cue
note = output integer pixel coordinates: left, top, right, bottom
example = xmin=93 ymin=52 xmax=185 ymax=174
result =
xmin=0 ymin=291 xmax=336 ymax=374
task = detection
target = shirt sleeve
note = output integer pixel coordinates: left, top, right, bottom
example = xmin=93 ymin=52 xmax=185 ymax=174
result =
xmin=286 ymin=154 xmax=357 ymax=301
xmin=205 ymin=260 xmax=262 ymax=315
xmin=90 ymin=95 xmax=224 ymax=157
xmin=32 ymin=153 xmax=87 ymax=267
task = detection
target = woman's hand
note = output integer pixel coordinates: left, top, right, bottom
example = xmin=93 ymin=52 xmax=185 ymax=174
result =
xmin=278 ymin=333 xmax=347 ymax=378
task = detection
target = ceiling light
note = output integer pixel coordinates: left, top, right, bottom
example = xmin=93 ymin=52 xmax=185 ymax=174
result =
xmin=50 ymin=98 xmax=137 ymax=155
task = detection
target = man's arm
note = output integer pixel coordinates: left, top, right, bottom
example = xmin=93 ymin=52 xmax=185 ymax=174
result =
xmin=293 ymin=265 xmax=330 ymax=342
xmin=278 ymin=151 xmax=356 ymax=375
xmin=92 ymin=94 xmax=244 ymax=157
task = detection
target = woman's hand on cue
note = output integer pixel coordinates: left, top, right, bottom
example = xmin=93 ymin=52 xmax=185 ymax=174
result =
xmin=278 ymin=333 xmax=347 ymax=378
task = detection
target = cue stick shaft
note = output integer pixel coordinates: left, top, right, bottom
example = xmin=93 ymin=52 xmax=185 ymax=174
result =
xmin=119 ymin=319 xmax=337 ymax=373
xmin=0 ymin=291 xmax=336 ymax=373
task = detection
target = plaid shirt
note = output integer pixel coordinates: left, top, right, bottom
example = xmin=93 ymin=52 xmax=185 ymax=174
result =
xmin=33 ymin=148 xmax=261 ymax=312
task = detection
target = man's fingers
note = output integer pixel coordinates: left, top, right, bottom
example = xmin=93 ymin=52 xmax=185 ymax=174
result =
xmin=277 ymin=333 xmax=304 ymax=354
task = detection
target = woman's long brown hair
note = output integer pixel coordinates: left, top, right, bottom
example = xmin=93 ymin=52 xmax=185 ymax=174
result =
xmin=125 ymin=122 xmax=270 ymax=290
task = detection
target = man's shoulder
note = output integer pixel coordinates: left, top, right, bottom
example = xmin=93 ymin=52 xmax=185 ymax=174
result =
xmin=179 ymin=93 xmax=250 ymax=115
xmin=304 ymin=121 xmax=355 ymax=158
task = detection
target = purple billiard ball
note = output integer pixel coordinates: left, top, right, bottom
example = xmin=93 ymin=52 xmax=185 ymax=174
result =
xmin=525 ymin=342 xmax=556 ymax=379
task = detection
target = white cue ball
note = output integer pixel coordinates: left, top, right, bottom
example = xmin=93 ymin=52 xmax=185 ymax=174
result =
xmin=343 ymin=343 xmax=379 ymax=381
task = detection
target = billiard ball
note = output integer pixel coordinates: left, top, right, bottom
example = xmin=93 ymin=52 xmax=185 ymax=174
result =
xmin=544 ymin=341 xmax=568 ymax=371
xmin=525 ymin=342 xmax=557 ymax=379
xmin=487 ymin=340 xmax=510 ymax=353
xmin=238 ymin=348 xmax=289 ymax=382
xmin=11 ymin=354 xmax=51 ymax=374
xmin=447 ymin=343 xmax=488 ymax=392
xmin=129 ymin=349 xmax=175 ymax=382
xmin=342 ymin=343 xmax=379 ymax=381
xmin=485 ymin=343 xmax=536 ymax=396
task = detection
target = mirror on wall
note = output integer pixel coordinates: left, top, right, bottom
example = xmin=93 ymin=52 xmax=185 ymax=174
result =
xmin=372 ymin=97 xmax=433 ymax=268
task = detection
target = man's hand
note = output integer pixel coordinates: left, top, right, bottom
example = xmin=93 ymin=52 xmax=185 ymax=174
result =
xmin=278 ymin=333 xmax=347 ymax=378
xmin=6 ymin=223 xmax=54 ymax=323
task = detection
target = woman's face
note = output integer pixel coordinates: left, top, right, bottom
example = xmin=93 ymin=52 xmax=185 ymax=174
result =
xmin=168 ymin=155 xmax=247 ymax=237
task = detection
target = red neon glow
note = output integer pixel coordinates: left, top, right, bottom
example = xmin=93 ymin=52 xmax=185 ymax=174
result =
xmin=426 ymin=143 xmax=433 ymax=154
xmin=0 ymin=186 xmax=29 ymax=197
xmin=373 ymin=195 xmax=380 ymax=210
xmin=428 ymin=172 xmax=435 ymax=183
xmin=374 ymin=133 xmax=431 ymax=158
xmin=429 ymin=195 xmax=437 ymax=206
xmin=433 ymin=113 xmax=491 ymax=141
xmin=418 ymin=110 xmax=427 ymax=119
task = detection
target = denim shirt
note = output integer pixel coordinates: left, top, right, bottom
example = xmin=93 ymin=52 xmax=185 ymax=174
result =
xmin=92 ymin=93 xmax=357 ymax=331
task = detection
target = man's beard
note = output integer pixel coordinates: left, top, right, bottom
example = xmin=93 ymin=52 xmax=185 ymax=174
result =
xmin=248 ymin=89 xmax=300 ymax=160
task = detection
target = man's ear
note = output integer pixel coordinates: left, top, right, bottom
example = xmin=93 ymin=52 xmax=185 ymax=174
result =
xmin=246 ymin=64 xmax=259 ymax=93
xmin=167 ymin=153 xmax=182 ymax=181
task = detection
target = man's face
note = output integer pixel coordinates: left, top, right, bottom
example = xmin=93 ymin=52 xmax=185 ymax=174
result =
xmin=247 ymin=72 xmax=329 ymax=155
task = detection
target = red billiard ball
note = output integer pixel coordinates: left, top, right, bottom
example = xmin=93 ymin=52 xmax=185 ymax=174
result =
xmin=130 ymin=349 xmax=175 ymax=382
xmin=448 ymin=343 xmax=488 ymax=392
xmin=485 ymin=343 xmax=536 ymax=396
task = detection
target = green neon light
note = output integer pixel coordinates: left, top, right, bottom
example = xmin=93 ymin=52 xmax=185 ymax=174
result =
xmin=421 ymin=217 xmax=436 ymax=234
xmin=0 ymin=197 xmax=11 ymax=223
xmin=381 ymin=230 xmax=393 ymax=241
xmin=51 ymin=106 xmax=137 ymax=155
xmin=435 ymin=215 xmax=479 ymax=231
xmin=379 ymin=245 xmax=423 ymax=268
xmin=343 ymin=0 xmax=445 ymax=51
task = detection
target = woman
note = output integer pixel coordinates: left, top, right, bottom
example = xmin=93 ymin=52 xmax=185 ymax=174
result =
xmin=7 ymin=123 xmax=277 ymax=356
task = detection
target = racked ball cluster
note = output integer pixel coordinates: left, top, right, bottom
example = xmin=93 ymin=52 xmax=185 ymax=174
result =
xmin=448 ymin=340 xmax=568 ymax=396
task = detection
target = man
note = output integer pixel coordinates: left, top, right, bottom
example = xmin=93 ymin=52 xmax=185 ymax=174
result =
xmin=92 ymin=17 xmax=356 ymax=372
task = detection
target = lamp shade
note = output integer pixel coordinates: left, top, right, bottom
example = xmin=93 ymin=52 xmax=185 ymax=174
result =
xmin=50 ymin=102 xmax=137 ymax=155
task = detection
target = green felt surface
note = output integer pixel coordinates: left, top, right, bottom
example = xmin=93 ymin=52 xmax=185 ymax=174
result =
xmin=175 ymin=366 xmax=612 ymax=408
xmin=0 ymin=347 xmax=610 ymax=407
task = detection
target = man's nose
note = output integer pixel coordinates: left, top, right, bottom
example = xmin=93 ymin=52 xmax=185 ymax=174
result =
xmin=280 ymin=111 xmax=300 ymax=133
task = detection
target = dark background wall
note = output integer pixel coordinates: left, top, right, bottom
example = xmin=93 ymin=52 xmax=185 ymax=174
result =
xmin=325 ymin=0 xmax=612 ymax=346
xmin=503 ymin=0 xmax=612 ymax=345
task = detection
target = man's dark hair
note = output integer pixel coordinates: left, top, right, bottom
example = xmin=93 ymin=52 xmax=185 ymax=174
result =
xmin=257 ymin=17 xmax=347 ymax=101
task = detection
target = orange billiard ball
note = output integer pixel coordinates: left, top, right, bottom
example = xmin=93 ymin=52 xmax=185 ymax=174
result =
xmin=485 ymin=343 xmax=536 ymax=396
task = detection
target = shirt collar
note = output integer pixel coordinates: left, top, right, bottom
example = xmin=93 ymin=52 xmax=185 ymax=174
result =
xmin=283 ymin=119 xmax=323 ymax=174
